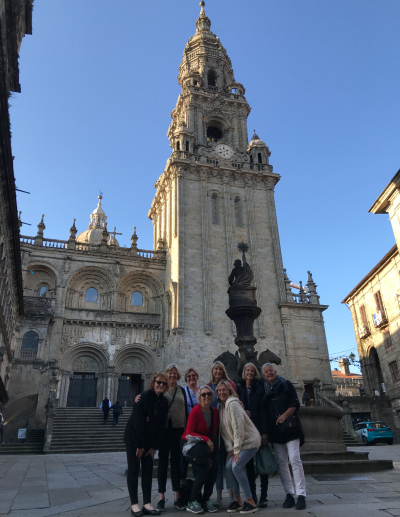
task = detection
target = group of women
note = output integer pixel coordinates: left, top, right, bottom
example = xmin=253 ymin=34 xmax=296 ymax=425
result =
xmin=124 ymin=361 xmax=307 ymax=516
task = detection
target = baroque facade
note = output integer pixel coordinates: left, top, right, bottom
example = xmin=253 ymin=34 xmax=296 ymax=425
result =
xmin=0 ymin=0 xmax=33 ymax=405
xmin=343 ymin=169 xmax=400 ymax=436
xmin=8 ymin=4 xmax=334 ymax=427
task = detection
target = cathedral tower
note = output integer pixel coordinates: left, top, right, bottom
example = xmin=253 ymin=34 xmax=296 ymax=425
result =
xmin=149 ymin=3 xmax=333 ymax=394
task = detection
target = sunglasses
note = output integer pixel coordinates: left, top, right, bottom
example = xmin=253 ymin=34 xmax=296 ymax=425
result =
xmin=155 ymin=380 xmax=167 ymax=386
xmin=200 ymin=392 xmax=213 ymax=398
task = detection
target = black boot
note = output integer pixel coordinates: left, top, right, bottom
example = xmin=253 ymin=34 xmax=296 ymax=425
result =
xmin=283 ymin=494 xmax=295 ymax=508
xmin=258 ymin=493 xmax=268 ymax=509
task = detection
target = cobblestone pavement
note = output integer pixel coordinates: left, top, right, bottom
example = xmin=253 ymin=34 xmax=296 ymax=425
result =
xmin=0 ymin=445 xmax=399 ymax=517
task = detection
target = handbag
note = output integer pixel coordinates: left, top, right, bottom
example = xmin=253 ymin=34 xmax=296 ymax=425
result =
xmin=256 ymin=444 xmax=278 ymax=475
xmin=182 ymin=408 xmax=214 ymax=467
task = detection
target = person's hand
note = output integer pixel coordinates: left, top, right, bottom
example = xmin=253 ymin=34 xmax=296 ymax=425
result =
xmin=136 ymin=448 xmax=144 ymax=458
xmin=135 ymin=394 xmax=141 ymax=403
xmin=207 ymin=439 xmax=214 ymax=452
xmin=232 ymin=454 xmax=240 ymax=466
xmin=245 ymin=410 xmax=251 ymax=417
xmin=261 ymin=434 xmax=268 ymax=446
xmin=276 ymin=414 xmax=286 ymax=425
xmin=145 ymin=448 xmax=156 ymax=460
xmin=226 ymin=450 xmax=234 ymax=463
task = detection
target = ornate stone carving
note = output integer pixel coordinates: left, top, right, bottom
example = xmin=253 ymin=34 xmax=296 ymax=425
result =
xmin=72 ymin=355 xmax=97 ymax=372
xmin=120 ymin=357 xmax=145 ymax=373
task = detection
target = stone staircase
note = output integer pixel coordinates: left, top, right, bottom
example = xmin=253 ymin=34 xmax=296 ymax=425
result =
xmin=48 ymin=407 xmax=131 ymax=453
xmin=0 ymin=429 xmax=45 ymax=455
xmin=342 ymin=431 xmax=363 ymax=446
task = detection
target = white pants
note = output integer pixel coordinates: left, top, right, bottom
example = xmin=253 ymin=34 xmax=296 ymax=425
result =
xmin=274 ymin=439 xmax=306 ymax=497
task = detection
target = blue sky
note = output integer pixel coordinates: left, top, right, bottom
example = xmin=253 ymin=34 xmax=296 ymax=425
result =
xmin=11 ymin=1 xmax=400 ymax=371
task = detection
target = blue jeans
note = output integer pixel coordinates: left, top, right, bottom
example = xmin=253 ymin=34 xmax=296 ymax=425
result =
xmin=226 ymin=448 xmax=258 ymax=501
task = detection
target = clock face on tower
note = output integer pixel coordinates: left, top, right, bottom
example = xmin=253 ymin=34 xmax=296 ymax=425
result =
xmin=215 ymin=143 xmax=234 ymax=159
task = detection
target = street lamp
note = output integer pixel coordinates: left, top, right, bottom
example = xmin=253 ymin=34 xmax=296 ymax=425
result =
xmin=349 ymin=352 xmax=356 ymax=362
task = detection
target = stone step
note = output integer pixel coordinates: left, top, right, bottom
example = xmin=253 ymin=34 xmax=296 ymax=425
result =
xmin=302 ymin=459 xmax=393 ymax=474
xmin=0 ymin=444 xmax=44 ymax=455
xmin=300 ymin=451 xmax=369 ymax=461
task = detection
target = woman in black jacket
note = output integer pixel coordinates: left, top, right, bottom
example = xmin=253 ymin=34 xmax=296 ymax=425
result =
xmin=236 ymin=363 xmax=269 ymax=508
xmin=262 ymin=363 xmax=306 ymax=511
xmin=124 ymin=372 xmax=169 ymax=517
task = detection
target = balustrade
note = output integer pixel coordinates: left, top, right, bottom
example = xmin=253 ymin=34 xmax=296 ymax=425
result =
xmin=20 ymin=350 xmax=37 ymax=361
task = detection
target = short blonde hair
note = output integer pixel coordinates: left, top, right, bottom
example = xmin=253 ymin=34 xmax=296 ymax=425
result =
xmin=216 ymin=379 xmax=238 ymax=401
xmin=185 ymin=367 xmax=199 ymax=382
xmin=196 ymin=385 xmax=214 ymax=404
xmin=242 ymin=363 xmax=260 ymax=380
xmin=165 ymin=363 xmax=181 ymax=380
xmin=149 ymin=372 xmax=168 ymax=393
xmin=210 ymin=361 xmax=232 ymax=384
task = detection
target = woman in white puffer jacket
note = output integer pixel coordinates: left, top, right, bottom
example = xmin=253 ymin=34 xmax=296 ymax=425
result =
xmin=217 ymin=380 xmax=261 ymax=515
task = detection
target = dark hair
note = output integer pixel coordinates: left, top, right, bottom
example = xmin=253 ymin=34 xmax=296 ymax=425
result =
xmin=116 ymin=400 xmax=120 ymax=404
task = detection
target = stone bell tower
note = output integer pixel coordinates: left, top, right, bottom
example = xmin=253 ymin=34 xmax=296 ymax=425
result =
xmin=148 ymin=2 xmax=334 ymax=394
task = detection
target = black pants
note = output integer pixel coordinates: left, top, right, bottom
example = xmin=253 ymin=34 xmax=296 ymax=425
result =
xmin=0 ymin=426 xmax=3 ymax=442
xmin=189 ymin=455 xmax=218 ymax=504
xmin=125 ymin=439 xmax=153 ymax=505
xmin=103 ymin=409 xmax=110 ymax=422
xmin=158 ymin=427 xmax=183 ymax=493
xmin=246 ymin=456 xmax=268 ymax=497
xmin=113 ymin=413 xmax=120 ymax=425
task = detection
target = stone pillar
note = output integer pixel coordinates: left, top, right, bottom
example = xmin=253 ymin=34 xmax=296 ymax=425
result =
xmin=174 ymin=167 xmax=185 ymax=333
xmin=200 ymin=168 xmax=212 ymax=335
xmin=265 ymin=179 xmax=285 ymax=301
xmin=67 ymin=219 xmax=77 ymax=250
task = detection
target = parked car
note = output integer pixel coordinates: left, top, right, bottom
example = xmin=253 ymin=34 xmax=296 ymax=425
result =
xmin=354 ymin=421 xmax=393 ymax=445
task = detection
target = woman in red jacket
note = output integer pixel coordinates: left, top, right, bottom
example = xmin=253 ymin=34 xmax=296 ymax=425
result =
xmin=181 ymin=385 xmax=219 ymax=514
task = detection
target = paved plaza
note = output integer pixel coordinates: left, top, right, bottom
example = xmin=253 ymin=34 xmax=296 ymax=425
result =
xmin=0 ymin=445 xmax=400 ymax=517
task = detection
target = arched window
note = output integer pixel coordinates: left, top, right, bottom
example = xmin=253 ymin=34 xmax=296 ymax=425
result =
xmin=207 ymin=70 xmax=216 ymax=87
xmin=131 ymin=291 xmax=143 ymax=306
xmin=234 ymin=197 xmax=243 ymax=227
xmin=21 ymin=331 xmax=39 ymax=351
xmin=85 ymin=288 xmax=98 ymax=303
xmin=39 ymin=285 xmax=47 ymax=297
xmin=176 ymin=141 xmax=180 ymax=151
xmin=211 ymin=193 xmax=219 ymax=225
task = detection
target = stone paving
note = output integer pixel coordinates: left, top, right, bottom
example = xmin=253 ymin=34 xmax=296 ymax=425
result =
xmin=0 ymin=445 xmax=399 ymax=517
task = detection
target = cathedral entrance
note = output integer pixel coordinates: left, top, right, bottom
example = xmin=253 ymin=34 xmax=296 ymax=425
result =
xmin=117 ymin=374 xmax=142 ymax=407
xmin=67 ymin=373 xmax=97 ymax=407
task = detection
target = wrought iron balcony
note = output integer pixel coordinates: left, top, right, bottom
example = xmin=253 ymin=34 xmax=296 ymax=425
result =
xmin=358 ymin=323 xmax=370 ymax=339
xmin=372 ymin=309 xmax=388 ymax=328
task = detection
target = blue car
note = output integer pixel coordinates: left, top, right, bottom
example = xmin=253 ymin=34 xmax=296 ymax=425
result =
xmin=354 ymin=421 xmax=393 ymax=445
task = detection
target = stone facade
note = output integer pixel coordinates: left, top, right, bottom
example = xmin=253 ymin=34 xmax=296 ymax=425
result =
xmin=7 ymin=4 xmax=335 ymax=426
xmin=0 ymin=0 xmax=33 ymax=405
xmin=332 ymin=358 xmax=363 ymax=397
xmin=343 ymin=169 xmax=400 ymax=439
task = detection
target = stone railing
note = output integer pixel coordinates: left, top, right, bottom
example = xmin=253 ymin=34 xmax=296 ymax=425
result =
xmin=20 ymin=235 xmax=158 ymax=259
xmin=315 ymin=392 xmax=360 ymax=441
xmin=43 ymin=238 xmax=68 ymax=248
xmin=291 ymin=293 xmax=320 ymax=305
xmin=20 ymin=235 xmax=35 ymax=244
xmin=19 ymin=350 xmax=37 ymax=361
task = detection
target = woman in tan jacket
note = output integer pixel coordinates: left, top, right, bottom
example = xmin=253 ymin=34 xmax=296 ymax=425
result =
xmin=217 ymin=380 xmax=261 ymax=515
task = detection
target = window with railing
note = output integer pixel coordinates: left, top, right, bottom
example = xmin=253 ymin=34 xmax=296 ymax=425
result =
xmin=389 ymin=361 xmax=400 ymax=384
xmin=85 ymin=288 xmax=98 ymax=303
xmin=383 ymin=329 xmax=393 ymax=349
xmin=211 ymin=193 xmax=219 ymax=224
xmin=360 ymin=304 xmax=368 ymax=325
xmin=21 ymin=330 xmax=39 ymax=360
xmin=374 ymin=290 xmax=384 ymax=311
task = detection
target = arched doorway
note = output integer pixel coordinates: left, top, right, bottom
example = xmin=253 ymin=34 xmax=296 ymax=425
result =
xmin=369 ymin=347 xmax=384 ymax=395
xmin=60 ymin=344 xmax=109 ymax=408
xmin=114 ymin=344 xmax=156 ymax=407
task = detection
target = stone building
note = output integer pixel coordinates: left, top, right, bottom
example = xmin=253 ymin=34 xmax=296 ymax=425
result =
xmin=331 ymin=358 xmax=363 ymax=397
xmin=343 ymin=169 xmax=400 ymax=436
xmin=0 ymin=0 xmax=33 ymax=405
xmin=8 ymin=4 xmax=335 ymax=427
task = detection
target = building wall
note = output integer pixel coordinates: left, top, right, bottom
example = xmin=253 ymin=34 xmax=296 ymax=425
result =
xmin=345 ymin=248 xmax=400 ymax=437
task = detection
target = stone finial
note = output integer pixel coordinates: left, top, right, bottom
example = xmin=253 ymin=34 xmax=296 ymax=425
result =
xmin=100 ymin=223 xmax=109 ymax=251
xmin=131 ymin=226 xmax=138 ymax=252
xmin=157 ymin=237 xmax=165 ymax=251
xmin=306 ymin=270 xmax=319 ymax=304
xmin=196 ymin=0 xmax=211 ymax=31
xmin=283 ymin=268 xmax=293 ymax=302
xmin=18 ymin=211 xmax=22 ymax=230
xmin=34 ymin=214 xmax=45 ymax=246
xmin=252 ymin=130 xmax=259 ymax=140
xmin=68 ymin=218 xmax=77 ymax=250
